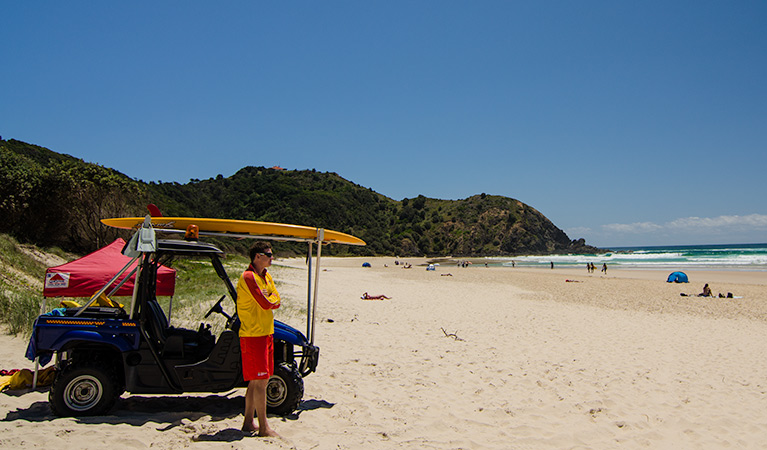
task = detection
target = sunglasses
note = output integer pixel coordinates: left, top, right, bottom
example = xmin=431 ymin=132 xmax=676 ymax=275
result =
xmin=259 ymin=252 xmax=273 ymax=258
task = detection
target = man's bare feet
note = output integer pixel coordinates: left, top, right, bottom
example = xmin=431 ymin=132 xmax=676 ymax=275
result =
xmin=242 ymin=420 xmax=258 ymax=433
xmin=258 ymin=427 xmax=280 ymax=438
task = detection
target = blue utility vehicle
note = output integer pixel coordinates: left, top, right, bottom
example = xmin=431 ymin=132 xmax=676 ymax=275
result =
xmin=27 ymin=217 xmax=359 ymax=417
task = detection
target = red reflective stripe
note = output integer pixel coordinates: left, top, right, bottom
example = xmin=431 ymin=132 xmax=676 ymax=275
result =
xmin=243 ymin=271 xmax=276 ymax=310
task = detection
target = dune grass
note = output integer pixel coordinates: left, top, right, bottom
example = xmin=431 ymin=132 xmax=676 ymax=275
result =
xmin=0 ymin=235 xmax=49 ymax=335
xmin=0 ymin=281 xmax=42 ymax=336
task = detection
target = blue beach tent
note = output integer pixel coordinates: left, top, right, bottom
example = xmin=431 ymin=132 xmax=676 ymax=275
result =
xmin=667 ymin=271 xmax=689 ymax=283
xmin=362 ymin=262 xmax=371 ymax=268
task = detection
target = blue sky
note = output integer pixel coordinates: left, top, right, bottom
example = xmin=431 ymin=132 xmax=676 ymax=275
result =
xmin=2 ymin=1 xmax=766 ymax=247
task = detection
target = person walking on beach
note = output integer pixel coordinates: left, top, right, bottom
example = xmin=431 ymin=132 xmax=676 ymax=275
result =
xmin=237 ymin=241 xmax=281 ymax=437
xmin=601 ymin=263 xmax=607 ymax=274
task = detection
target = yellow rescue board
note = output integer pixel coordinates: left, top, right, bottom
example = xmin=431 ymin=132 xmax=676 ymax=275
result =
xmin=101 ymin=217 xmax=366 ymax=246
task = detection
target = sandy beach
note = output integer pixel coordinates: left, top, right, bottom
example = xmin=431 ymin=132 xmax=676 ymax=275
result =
xmin=2 ymin=257 xmax=767 ymax=449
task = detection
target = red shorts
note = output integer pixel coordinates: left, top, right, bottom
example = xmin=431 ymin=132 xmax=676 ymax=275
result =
xmin=240 ymin=335 xmax=274 ymax=380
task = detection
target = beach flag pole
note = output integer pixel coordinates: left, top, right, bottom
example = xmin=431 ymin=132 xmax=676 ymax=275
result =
xmin=306 ymin=241 xmax=313 ymax=340
xmin=309 ymin=229 xmax=324 ymax=345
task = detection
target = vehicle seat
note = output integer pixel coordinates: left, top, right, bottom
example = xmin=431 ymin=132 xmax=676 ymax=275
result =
xmin=144 ymin=300 xmax=200 ymax=358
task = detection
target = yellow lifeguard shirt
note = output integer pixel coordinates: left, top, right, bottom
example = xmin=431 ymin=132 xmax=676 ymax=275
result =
xmin=236 ymin=266 xmax=280 ymax=337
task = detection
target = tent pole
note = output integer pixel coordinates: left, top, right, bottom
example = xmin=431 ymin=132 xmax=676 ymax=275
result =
xmin=33 ymin=296 xmax=48 ymax=388
xmin=32 ymin=357 xmax=39 ymax=389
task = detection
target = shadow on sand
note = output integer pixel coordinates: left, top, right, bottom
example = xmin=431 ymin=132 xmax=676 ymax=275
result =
xmin=2 ymin=392 xmax=334 ymax=430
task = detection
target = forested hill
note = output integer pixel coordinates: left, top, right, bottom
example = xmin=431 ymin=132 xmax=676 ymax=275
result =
xmin=1 ymin=138 xmax=600 ymax=256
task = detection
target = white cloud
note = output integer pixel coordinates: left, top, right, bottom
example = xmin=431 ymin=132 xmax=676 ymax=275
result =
xmin=602 ymin=214 xmax=767 ymax=234
xmin=602 ymin=222 xmax=663 ymax=233
xmin=667 ymin=214 xmax=767 ymax=230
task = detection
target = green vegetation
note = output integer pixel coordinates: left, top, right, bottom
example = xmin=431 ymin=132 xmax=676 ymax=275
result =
xmin=1 ymin=138 xmax=598 ymax=257
xmin=1 ymin=139 xmax=148 ymax=253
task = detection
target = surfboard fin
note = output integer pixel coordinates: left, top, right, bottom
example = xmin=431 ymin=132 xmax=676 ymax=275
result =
xmin=147 ymin=204 xmax=163 ymax=217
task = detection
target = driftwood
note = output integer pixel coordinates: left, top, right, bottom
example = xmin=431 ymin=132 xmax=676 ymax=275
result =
xmin=441 ymin=327 xmax=464 ymax=341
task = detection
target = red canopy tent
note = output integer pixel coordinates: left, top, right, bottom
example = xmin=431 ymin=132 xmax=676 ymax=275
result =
xmin=43 ymin=238 xmax=176 ymax=297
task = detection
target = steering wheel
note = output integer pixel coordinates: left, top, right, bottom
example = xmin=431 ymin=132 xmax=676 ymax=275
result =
xmin=204 ymin=295 xmax=228 ymax=319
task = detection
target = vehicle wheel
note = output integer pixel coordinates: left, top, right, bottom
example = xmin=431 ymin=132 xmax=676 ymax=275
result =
xmin=267 ymin=362 xmax=304 ymax=416
xmin=49 ymin=363 xmax=118 ymax=417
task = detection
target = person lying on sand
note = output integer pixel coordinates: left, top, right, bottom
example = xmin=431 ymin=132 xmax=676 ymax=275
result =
xmin=681 ymin=285 xmax=739 ymax=299
xmin=361 ymin=292 xmax=391 ymax=300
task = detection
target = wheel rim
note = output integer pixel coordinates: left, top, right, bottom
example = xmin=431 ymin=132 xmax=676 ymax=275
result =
xmin=64 ymin=375 xmax=103 ymax=412
xmin=266 ymin=375 xmax=287 ymax=406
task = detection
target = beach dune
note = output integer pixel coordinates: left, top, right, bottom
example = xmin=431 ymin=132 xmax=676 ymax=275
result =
xmin=2 ymin=258 xmax=767 ymax=449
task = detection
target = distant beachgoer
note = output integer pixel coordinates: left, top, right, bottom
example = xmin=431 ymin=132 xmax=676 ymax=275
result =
xmin=699 ymin=284 xmax=713 ymax=297
xmin=586 ymin=263 xmax=591 ymax=273
xmin=362 ymin=292 xmax=391 ymax=300
xmin=551 ymin=261 xmax=554 ymax=269
xmin=601 ymin=263 xmax=607 ymax=274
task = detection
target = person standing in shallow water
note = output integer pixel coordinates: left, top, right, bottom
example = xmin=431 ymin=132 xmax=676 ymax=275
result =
xmin=237 ymin=241 xmax=281 ymax=437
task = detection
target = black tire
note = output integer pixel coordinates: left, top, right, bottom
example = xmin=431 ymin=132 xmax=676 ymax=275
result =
xmin=266 ymin=362 xmax=304 ymax=416
xmin=49 ymin=363 xmax=118 ymax=417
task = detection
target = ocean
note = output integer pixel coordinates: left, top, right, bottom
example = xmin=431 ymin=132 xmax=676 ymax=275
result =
xmin=486 ymin=243 xmax=767 ymax=271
